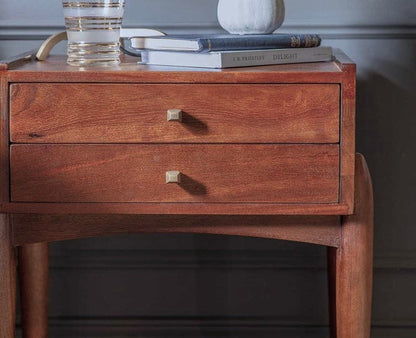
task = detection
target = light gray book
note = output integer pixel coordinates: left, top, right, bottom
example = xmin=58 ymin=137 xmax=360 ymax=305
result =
xmin=140 ymin=47 xmax=333 ymax=69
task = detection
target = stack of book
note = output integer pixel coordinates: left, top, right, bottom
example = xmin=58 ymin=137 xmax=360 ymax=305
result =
xmin=125 ymin=33 xmax=333 ymax=69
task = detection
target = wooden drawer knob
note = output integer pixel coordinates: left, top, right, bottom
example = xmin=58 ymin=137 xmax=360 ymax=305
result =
xmin=166 ymin=171 xmax=181 ymax=184
xmin=167 ymin=109 xmax=183 ymax=122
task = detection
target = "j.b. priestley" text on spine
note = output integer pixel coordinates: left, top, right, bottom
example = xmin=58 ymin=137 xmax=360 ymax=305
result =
xmin=232 ymin=53 xmax=298 ymax=62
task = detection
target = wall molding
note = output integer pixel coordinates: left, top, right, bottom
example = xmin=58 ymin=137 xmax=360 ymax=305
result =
xmin=49 ymin=249 xmax=416 ymax=270
xmin=14 ymin=318 xmax=416 ymax=338
xmin=1 ymin=23 xmax=416 ymax=40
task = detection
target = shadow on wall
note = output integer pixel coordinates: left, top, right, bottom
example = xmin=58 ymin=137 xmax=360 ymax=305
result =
xmin=356 ymin=48 xmax=416 ymax=326
xmin=356 ymin=55 xmax=416 ymax=253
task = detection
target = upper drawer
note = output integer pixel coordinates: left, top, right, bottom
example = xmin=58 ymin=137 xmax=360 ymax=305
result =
xmin=10 ymin=84 xmax=340 ymax=143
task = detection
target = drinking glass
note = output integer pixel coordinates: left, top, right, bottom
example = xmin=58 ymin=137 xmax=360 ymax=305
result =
xmin=62 ymin=0 xmax=125 ymax=66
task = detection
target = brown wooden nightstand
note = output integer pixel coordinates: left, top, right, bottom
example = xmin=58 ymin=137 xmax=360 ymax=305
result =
xmin=0 ymin=51 xmax=373 ymax=338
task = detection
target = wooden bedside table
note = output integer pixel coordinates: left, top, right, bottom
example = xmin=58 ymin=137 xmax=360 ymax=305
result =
xmin=0 ymin=51 xmax=373 ymax=338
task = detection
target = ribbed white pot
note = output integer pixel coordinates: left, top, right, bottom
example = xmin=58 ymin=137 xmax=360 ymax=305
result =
xmin=217 ymin=0 xmax=285 ymax=35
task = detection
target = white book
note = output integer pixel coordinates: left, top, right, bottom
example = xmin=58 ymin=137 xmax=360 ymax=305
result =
xmin=140 ymin=47 xmax=333 ymax=69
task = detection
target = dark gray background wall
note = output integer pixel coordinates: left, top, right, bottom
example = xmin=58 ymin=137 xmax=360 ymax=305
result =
xmin=1 ymin=1 xmax=415 ymax=337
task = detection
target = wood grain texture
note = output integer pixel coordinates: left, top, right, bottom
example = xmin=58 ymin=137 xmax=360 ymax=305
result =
xmin=10 ymin=83 xmax=340 ymax=144
xmin=7 ymin=55 xmax=345 ymax=84
xmin=339 ymin=62 xmax=356 ymax=213
xmin=18 ymin=243 xmax=49 ymax=338
xmin=10 ymin=144 xmax=340 ymax=204
xmin=328 ymin=154 xmax=374 ymax=338
xmin=0 ymin=215 xmax=16 ymax=338
xmin=0 ymin=75 xmax=9 ymax=203
xmin=12 ymin=214 xmax=341 ymax=247
xmin=1 ymin=201 xmax=350 ymax=216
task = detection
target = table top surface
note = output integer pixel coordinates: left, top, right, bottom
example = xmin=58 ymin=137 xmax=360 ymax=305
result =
xmin=1 ymin=50 xmax=355 ymax=83
xmin=7 ymin=54 xmax=344 ymax=72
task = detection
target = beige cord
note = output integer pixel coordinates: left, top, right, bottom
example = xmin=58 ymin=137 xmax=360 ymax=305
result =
xmin=36 ymin=31 xmax=68 ymax=61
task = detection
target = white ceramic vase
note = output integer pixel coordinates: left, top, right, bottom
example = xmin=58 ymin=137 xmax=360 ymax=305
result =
xmin=217 ymin=0 xmax=285 ymax=35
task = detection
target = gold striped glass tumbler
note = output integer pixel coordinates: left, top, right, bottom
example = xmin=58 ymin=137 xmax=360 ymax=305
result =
xmin=62 ymin=0 xmax=125 ymax=66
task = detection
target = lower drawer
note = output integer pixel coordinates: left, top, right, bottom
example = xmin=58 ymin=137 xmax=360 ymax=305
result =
xmin=10 ymin=144 xmax=339 ymax=204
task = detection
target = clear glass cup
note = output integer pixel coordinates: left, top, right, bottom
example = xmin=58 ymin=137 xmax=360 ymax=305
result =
xmin=62 ymin=0 xmax=125 ymax=66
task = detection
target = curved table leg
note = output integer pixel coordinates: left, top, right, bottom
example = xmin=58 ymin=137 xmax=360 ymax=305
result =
xmin=19 ymin=242 xmax=49 ymax=338
xmin=328 ymin=154 xmax=374 ymax=338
